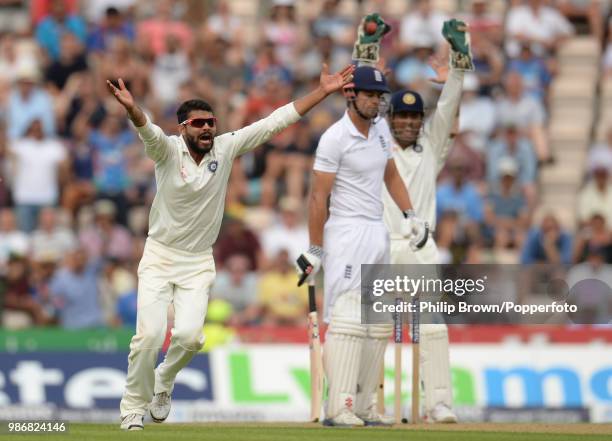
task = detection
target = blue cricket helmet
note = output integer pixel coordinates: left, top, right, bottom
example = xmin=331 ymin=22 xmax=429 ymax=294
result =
xmin=350 ymin=65 xmax=390 ymax=93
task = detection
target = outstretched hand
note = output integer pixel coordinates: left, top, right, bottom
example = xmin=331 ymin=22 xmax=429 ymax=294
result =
xmin=428 ymin=55 xmax=449 ymax=84
xmin=106 ymin=78 xmax=135 ymax=110
xmin=319 ymin=64 xmax=355 ymax=95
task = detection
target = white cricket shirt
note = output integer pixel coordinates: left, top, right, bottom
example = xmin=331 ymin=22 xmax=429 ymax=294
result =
xmin=135 ymin=103 xmax=300 ymax=253
xmin=383 ymin=69 xmax=464 ymax=237
xmin=314 ymin=111 xmax=392 ymax=223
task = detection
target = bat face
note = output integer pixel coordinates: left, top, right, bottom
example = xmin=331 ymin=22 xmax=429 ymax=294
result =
xmin=308 ymin=313 xmax=320 ymax=343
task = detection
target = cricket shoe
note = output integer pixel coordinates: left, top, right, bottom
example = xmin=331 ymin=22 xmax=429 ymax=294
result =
xmin=426 ymin=403 xmax=457 ymax=424
xmin=322 ymin=409 xmax=365 ymax=427
xmin=120 ymin=413 xmax=144 ymax=431
xmin=149 ymin=391 xmax=172 ymax=422
xmin=356 ymin=410 xmax=396 ymax=426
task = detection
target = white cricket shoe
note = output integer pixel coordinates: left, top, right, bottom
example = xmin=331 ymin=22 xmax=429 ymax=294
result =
xmin=322 ymin=409 xmax=365 ymax=427
xmin=356 ymin=410 xmax=396 ymax=426
xmin=427 ymin=403 xmax=458 ymax=423
xmin=149 ymin=391 xmax=172 ymax=422
xmin=120 ymin=413 xmax=144 ymax=431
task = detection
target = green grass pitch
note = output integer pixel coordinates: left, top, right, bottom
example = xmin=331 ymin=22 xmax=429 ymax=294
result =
xmin=3 ymin=423 xmax=612 ymax=441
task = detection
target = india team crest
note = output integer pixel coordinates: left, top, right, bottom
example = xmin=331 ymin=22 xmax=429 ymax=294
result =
xmin=403 ymin=93 xmax=416 ymax=105
xmin=208 ymin=160 xmax=218 ymax=173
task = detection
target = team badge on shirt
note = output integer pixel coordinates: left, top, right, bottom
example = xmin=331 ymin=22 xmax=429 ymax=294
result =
xmin=414 ymin=144 xmax=423 ymax=153
xmin=208 ymin=160 xmax=218 ymax=173
xmin=378 ymin=135 xmax=388 ymax=151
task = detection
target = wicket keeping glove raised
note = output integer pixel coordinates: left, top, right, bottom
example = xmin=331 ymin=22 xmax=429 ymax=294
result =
xmin=401 ymin=210 xmax=430 ymax=251
xmin=442 ymin=19 xmax=474 ymax=71
xmin=296 ymin=245 xmax=323 ymax=287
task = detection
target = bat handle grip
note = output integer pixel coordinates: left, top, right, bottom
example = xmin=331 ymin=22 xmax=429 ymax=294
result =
xmin=308 ymin=281 xmax=317 ymax=313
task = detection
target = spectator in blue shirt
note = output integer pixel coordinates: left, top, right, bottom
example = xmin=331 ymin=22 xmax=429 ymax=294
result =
xmin=437 ymin=158 xmax=484 ymax=224
xmin=7 ymin=66 xmax=55 ymax=140
xmin=48 ymin=247 xmax=104 ymax=329
xmin=521 ymin=213 xmax=573 ymax=264
xmin=87 ymin=7 xmax=135 ymax=54
xmin=35 ymin=0 xmax=86 ymax=61
xmin=506 ymin=44 xmax=552 ymax=103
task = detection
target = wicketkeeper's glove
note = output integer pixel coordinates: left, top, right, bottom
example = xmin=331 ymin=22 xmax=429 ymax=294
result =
xmin=296 ymin=245 xmax=323 ymax=287
xmin=442 ymin=18 xmax=474 ymax=71
xmin=401 ymin=210 xmax=430 ymax=251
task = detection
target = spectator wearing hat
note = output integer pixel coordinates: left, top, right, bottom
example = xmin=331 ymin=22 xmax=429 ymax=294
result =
xmin=484 ymin=157 xmax=529 ymax=250
xmin=577 ymin=149 xmax=612 ymax=226
xmin=78 ymin=200 xmax=133 ymax=262
xmin=7 ymin=65 xmax=55 ymax=140
xmin=521 ymin=213 xmax=573 ymax=264
xmin=7 ymin=119 xmax=69 ymax=232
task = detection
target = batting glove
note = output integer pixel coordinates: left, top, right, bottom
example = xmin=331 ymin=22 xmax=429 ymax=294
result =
xmin=296 ymin=245 xmax=323 ymax=287
xmin=401 ymin=210 xmax=430 ymax=251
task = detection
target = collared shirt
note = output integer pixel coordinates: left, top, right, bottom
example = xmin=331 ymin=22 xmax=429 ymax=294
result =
xmin=135 ymin=103 xmax=300 ymax=253
xmin=383 ymin=69 xmax=464 ymax=236
xmin=314 ymin=111 xmax=392 ymax=222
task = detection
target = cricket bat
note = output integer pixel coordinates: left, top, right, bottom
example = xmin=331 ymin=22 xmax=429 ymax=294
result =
xmin=308 ymin=280 xmax=323 ymax=422
xmin=411 ymin=296 xmax=420 ymax=424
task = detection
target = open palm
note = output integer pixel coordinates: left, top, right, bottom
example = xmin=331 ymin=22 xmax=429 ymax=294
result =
xmin=107 ymin=78 xmax=135 ymax=110
xmin=319 ymin=64 xmax=355 ymax=95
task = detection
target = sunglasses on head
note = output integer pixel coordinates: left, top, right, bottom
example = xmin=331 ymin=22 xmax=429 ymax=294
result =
xmin=180 ymin=117 xmax=217 ymax=128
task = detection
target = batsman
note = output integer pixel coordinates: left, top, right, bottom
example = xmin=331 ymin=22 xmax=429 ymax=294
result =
xmin=382 ymin=18 xmax=473 ymax=423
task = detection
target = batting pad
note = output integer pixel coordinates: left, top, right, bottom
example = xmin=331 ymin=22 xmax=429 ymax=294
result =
xmin=323 ymin=332 xmax=364 ymax=418
xmin=419 ymin=324 xmax=453 ymax=412
xmin=355 ymin=336 xmax=388 ymax=417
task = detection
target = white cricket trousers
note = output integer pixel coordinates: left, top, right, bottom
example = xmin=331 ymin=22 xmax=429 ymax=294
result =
xmin=120 ymin=238 xmax=215 ymax=417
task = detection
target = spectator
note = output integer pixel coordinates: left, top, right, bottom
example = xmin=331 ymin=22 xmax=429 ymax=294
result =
xmin=3 ymin=253 xmax=48 ymax=327
xmin=393 ymin=41 xmax=436 ymax=90
xmin=436 ymin=157 xmax=484 ymax=225
xmin=150 ymin=33 xmax=192 ymax=106
xmin=6 ymin=65 xmax=56 ymax=140
xmin=44 ymin=32 xmax=87 ymax=92
xmin=99 ymin=258 xmax=135 ymax=326
xmin=256 ymin=249 xmax=308 ymax=325
xmin=462 ymin=0 xmax=504 ymax=46
xmin=484 ymin=157 xmax=529 ymax=250
xmin=310 ymin=0 xmax=354 ymax=45
xmin=211 ymin=254 xmax=259 ymax=325
xmin=78 ymin=199 xmax=133 ymax=262
xmin=30 ymin=207 xmax=77 ymax=261
xmin=35 ymin=0 xmax=86 ymax=61
xmin=521 ymin=213 xmax=573 ymax=264
xmin=507 ymin=43 xmax=552 ymax=104
xmin=577 ymin=149 xmax=612 ymax=226
xmin=214 ymin=216 xmax=262 ymax=271
xmin=0 ymin=208 xmax=30 ymax=266
xmin=399 ymin=0 xmax=448 ymax=52
xmin=459 ymin=73 xmax=496 ymax=152
xmin=505 ymin=0 xmax=574 ymax=59
xmin=205 ymin=0 xmax=244 ymax=44
xmin=573 ymin=213 xmax=612 ymax=263
xmin=495 ymin=70 xmax=550 ymax=162
xmin=136 ymin=0 xmax=193 ymax=58
xmin=7 ymin=119 xmax=68 ymax=232
xmin=87 ymin=6 xmax=135 ymax=54
xmin=48 ymin=246 xmax=104 ymax=329
xmin=262 ymin=0 xmax=301 ymax=69
xmin=487 ymin=124 xmax=538 ymax=205
xmin=260 ymin=197 xmax=309 ymax=265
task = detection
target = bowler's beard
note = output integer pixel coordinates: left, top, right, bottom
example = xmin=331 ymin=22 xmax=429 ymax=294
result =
xmin=185 ymin=132 xmax=214 ymax=155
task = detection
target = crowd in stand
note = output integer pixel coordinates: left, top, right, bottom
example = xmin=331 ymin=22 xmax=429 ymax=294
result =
xmin=0 ymin=0 xmax=611 ymax=332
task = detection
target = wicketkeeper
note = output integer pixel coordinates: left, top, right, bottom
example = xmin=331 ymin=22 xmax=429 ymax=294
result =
xmin=382 ymin=18 xmax=473 ymax=423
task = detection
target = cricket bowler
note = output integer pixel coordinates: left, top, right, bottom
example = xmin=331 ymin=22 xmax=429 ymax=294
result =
xmin=382 ymin=18 xmax=473 ymax=423
xmin=107 ymin=63 xmax=355 ymax=431
xmin=296 ymin=64 xmax=429 ymax=427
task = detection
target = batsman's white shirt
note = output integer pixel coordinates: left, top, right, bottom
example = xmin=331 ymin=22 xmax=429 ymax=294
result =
xmin=136 ymin=103 xmax=301 ymax=252
xmin=383 ymin=69 xmax=464 ymax=246
xmin=314 ymin=111 xmax=393 ymax=320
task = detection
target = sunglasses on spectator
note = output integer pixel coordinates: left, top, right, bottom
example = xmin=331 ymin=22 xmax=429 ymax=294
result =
xmin=180 ymin=117 xmax=217 ymax=128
